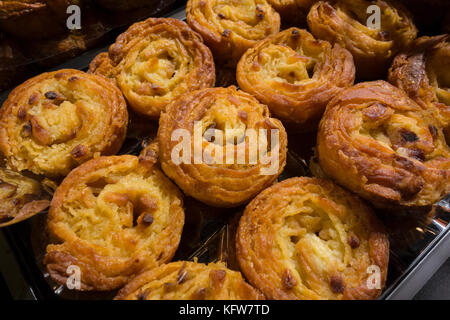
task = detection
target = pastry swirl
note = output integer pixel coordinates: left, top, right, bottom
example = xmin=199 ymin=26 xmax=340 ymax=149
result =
xmin=0 ymin=168 xmax=49 ymax=227
xmin=388 ymin=35 xmax=450 ymax=142
xmin=88 ymin=52 xmax=117 ymax=85
xmin=186 ymin=0 xmax=280 ymax=66
xmin=236 ymin=177 xmax=389 ymax=300
xmin=237 ymin=28 xmax=355 ymax=129
xmin=44 ymin=155 xmax=185 ymax=291
xmin=109 ymin=18 xmax=215 ymax=118
xmin=0 ymin=69 xmax=128 ymax=177
xmin=115 ymin=261 xmax=264 ymax=300
xmin=158 ymin=86 xmax=288 ymax=208
xmin=307 ymin=0 xmax=417 ymax=80
xmin=317 ymin=81 xmax=450 ymax=208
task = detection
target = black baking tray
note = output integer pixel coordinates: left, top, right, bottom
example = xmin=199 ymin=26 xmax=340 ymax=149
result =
xmin=1 ymin=5 xmax=449 ymax=300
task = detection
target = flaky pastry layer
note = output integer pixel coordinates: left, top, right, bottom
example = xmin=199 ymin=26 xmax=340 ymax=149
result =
xmin=45 ymin=155 xmax=185 ymax=291
xmin=158 ymin=86 xmax=288 ymax=207
xmin=186 ymin=0 xmax=280 ymax=66
xmin=317 ymin=81 xmax=450 ymax=208
xmin=109 ymin=18 xmax=215 ymax=118
xmin=389 ymin=35 xmax=450 ymax=143
xmin=0 ymin=69 xmax=128 ymax=177
xmin=237 ymin=28 xmax=355 ymax=129
xmin=307 ymin=0 xmax=417 ymax=79
xmin=237 ymin=177 xmax=389 ymax=300
xmin=115 ymin=261 xmax=264 ymax=300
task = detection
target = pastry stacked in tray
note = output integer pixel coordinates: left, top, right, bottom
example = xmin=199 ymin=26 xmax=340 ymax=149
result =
xmin=0 ymin=0 xmax=178 ymax=91
xmin=0 ymin=0 xmax=449 ymax=300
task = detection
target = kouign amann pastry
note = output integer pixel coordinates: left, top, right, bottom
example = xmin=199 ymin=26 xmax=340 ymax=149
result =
xmin=0 ymin=168 xmax=49 ymax=227
xmin=158 ymin=86 xmax=288 ymax=208
xmin=307 ymin=0 xmax=417 ymax=79
xmin=186 ymin=0 xmax=280 ymax=66
xmin=389 ymin=35 xmax=450 ymax=143
xmin=109 ymin=17 xmax=215 ymax=118
xmin=317 ymin=81 xmax=450 ymax=208
xmin=115 ymin=261 xmax=264 ymax=300
xmin=0 ymin=69 xmax=128 ymax=177
xmin=236 ymin=177 xmax=389 ymax=300
xmin=237 ymin=28 xmax=355 ymax=129
xmin=44 ymin=155 xmax=185 ymax=291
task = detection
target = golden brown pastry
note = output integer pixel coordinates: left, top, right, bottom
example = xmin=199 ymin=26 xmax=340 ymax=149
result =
xmin=0 ymin=168 xmax=49 ymax=227
xmin=317 ymin=81 xmax=450 ymax=208
xmin=267 ymin=0 xmax=316 ymax=27
xmin=88 ymin=52 xmax=117 ymax=85
xmin=236 ymin=177 xmax=389 ymax=300
xmin=115 ymin=261 xmax=264 ymax=300
xmin=44 ymin=154 xmax=185 ymax=291
xmin=307 ymin=0 xmax=417 ymax=80
xmin=158 ymin=86 xmax=288 ymax=208
xmin=237 ymin=28 xmax=355 ymax=129
xmin=0 ymin=69 xmax=128 ymax=177
xmin=388 ymin=35 xmax=450 ymax=142
xmin=186 ymin=0 xmax=280 ymax=66
xmin=0 ymin=0 xmax=80 ymax=39
xmin=108 ymin=18 xmax=215 ymax=118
